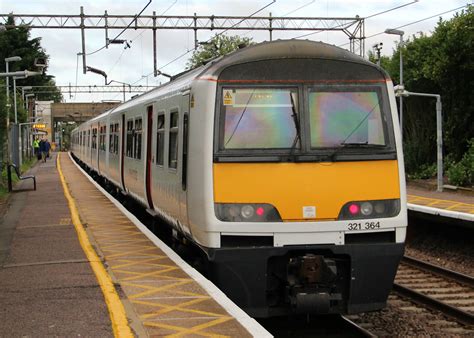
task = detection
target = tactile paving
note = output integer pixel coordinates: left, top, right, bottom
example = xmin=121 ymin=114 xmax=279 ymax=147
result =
xmin=59 ymin=154 xmax=253 ymax=337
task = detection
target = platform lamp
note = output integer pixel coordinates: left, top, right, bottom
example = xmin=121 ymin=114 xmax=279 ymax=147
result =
xmin=4 ymin=56 xmax=22 ymax=165
xmin=22 ymin=86 xmax=33 ymax=109
xmin=385 ymin=28 xmax=404 ymax=141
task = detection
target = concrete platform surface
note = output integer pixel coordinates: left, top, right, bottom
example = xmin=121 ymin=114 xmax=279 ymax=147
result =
xmin=0 ymin=154 xmax=112 ymax=337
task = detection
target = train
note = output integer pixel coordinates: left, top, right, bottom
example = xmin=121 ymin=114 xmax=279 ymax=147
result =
xmin=71 ymin=39 xmax=407 ymax=318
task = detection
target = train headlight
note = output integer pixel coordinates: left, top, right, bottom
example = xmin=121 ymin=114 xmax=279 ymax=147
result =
xmin=338 ymin=199 xmax=400 ymax=220
xmin=215 ymin=203 xmax=282 ymax=222
xmin=360 ymin=202 xmax=373 ymax=216
xmin=241 ymin=205 xmax=255 ymax=219
xmin=374 ymin=202 xmax=386 ymax=214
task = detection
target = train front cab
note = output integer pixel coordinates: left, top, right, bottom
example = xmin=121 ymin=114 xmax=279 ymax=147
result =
xmin=205 ymin=45 xmax=407 ymax=317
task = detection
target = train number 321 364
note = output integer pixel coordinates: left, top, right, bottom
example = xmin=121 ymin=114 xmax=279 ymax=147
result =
xmin=347 ymin=221 xmax=381 ymax=231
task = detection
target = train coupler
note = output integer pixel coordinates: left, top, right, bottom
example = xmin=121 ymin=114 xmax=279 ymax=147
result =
xmin=287 ymin=254 xmax=342 ymax=313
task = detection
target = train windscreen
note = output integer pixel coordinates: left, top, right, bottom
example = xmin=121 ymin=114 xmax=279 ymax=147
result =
xmin=308 ymin=88 xmax=386 ymax=148
xmin=220 ymin=88 xmax=299 ymax=149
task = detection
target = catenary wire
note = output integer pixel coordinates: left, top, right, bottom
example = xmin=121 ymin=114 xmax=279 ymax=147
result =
xmin=132 ymin=0 xmax=277 ymax=85
xmin=85 ymin=0 xmax=153 ymax=56
xmin=293 ymin=0 xmax=419 ymax=39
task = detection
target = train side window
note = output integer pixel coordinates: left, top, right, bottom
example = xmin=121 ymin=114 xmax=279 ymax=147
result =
xmin=87 ymin=130 xmax=90 ymax=148
xmin=114 ymin=123 xmax=119 ymax=154
xmin=126 ymin=119 xmax=133 ymax=157
xmin=134 ymin=118 xmax=142 ymax=160
xmin=169 ymin=110 xmax=179 ymax=169
xmin=156 ymin=113 xmax=165 ymax=166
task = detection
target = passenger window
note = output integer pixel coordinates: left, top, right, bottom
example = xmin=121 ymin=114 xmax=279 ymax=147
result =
xmin=169 ymin=110 xmax=179 ymax=169
xmin=156 ymin=113 xmax=165 ymax=166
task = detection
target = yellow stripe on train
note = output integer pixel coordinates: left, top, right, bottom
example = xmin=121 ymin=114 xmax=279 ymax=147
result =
xmin=213 ymin=160 xmax=400 ymax=221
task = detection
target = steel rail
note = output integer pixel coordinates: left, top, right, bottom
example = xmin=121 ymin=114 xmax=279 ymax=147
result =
xmin=341 ymin=315 xmax=377 ymax=337
xmin=394 ymin=256 xmax=474 ymax=326
xmin=402 ymin=256 xmax=474 ymax=288
xmin=392 ymin=283 xmax=474 ymax=326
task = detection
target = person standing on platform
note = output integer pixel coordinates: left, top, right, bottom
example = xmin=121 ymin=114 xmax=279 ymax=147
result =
xmin=38 ymin=138 xmax=45 ymax=161
xmin=41 ymin=138 xmax=51 ymax=162
xmin=33 ymin=137 xmax=39 ymax=158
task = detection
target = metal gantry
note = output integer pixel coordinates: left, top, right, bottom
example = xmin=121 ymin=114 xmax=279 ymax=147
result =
xmin=16 ymin=85 xmax=157 ymax=94
xmin=1 ymin=9 xmax=366 ymax=75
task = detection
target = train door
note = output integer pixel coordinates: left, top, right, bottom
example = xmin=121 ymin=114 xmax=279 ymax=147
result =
xmin=120 ymin=114 xmax=126 ymax=191
xmin=145 ymin=105 xmax=154 ymax=209
xmin=97 ymin=122 xmax=100 ymax=174
xmin=178 ymin=94 xmax=190 ymax=230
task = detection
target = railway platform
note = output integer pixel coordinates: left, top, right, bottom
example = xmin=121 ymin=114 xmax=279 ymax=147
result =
xmin=0 ymin=152 xmax=270 ymax=337
xmin=407 ymin=182 xmax=474 ymax=224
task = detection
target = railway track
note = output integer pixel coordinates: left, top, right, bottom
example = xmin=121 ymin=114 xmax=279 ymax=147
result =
xmin=393 ymin=255 xmax=474 ymax=326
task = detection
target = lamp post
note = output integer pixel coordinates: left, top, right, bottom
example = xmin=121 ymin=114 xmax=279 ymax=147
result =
xmin=385 ymin=29 xmax=404 ymax=140
xmin=24 ymin=93 xmax=35 ymax=110
xmin=395 ymin=86 xmax=443 ymax=192
xmin=1 ymin=69 xmax=42 ymax=166
xmin=4 ymin=56 xmax=22 ymax=164
xmin=21 ymin=86 xmax=33 ymax=108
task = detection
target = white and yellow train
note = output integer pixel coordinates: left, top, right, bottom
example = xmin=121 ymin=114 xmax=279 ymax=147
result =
xmin=71 ymin=39 xmax=407 ymax=317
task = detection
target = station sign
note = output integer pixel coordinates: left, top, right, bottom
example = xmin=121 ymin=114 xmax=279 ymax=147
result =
xmin=33 ymin=123 xmax=46 ymax=129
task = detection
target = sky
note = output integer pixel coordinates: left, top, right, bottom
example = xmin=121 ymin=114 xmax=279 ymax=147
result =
xmin=1 ymin=0 xmax=472 ymax=102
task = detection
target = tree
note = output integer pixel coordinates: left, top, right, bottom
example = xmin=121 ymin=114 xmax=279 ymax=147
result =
xmin=0 ymin=15 xmax=62 ymax=168
xmin=186 ymin=34 xmax=253 ymax=69
xmin=381 ymin=6 xmax=473 ymax=175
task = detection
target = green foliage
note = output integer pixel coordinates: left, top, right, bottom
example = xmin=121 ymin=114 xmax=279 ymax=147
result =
xmin=382 ymin=6 xmax=473 ymax=184
xmin=186 ymin=34 xmax=253 ymax=69
xmin=0 ymin=15 xmax=62 ymax=165
xmin=0 ymin=157 xmax=36 ymax=195
xmin=446 ymin=138 xmax=474 ymax=186
xmin=0 ymin=15 xmax=62 ymax=105
xmin=407 ymin=163 xmax=437 ymax=180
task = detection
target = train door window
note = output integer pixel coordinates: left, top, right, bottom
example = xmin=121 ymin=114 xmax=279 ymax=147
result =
xmin=109 ymin=124 xmax=114 ymax=153
xmin=126 ymin=119 xmax=133 ymax=157
xmin=114 ymin=123 xmax=119 ymax=154
xmin=134 ymin=118 xmax=142 ymax=160
xmin=99 ymin=126 xmax=106 ymax=151
xmin=87 ymin=130 xmax=90 ymax=147
xmin=79 ymin=132 xmax=82 ymax=146
xmin=92 ymin=128 xmax=98 ymax=149
xmin=156 ymin=113 xmax=165 ymax=166
xmin=168 ymin=110 xmax=179 ymax=169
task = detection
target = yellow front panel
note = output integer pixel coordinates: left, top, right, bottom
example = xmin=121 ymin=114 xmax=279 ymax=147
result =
xmin=213 ymin=160 xmax=400 ymax=221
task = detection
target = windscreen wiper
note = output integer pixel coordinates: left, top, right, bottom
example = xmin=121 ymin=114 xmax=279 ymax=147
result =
xmin=288 ymin=92 xmax=301 ymax=160
xmin=340 ymin=142 xmax=386 ymax=148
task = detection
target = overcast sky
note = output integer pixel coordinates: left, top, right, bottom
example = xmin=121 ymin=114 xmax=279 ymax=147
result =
xmin=1 ymin=0 xmax=472 ymax=102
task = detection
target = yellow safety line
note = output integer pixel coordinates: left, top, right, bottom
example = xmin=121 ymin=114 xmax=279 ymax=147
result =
xmin=408 ymin=194 xmax=473 ymax=207
xmin=57 ymin=153 xmax=134 ymax=338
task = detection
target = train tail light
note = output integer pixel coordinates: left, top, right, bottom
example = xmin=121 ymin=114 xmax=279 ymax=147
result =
xmin=338 ymin=199 xmax=400 ymax=220
xmin=215 ymin=203 xmax=282 ymax=222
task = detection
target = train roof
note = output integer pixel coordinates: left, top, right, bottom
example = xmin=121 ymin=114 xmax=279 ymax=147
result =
xmin=72 ymin=39 xmax=380 ymax=131
xmin=200 ymin=39 xmax=374 ymax=78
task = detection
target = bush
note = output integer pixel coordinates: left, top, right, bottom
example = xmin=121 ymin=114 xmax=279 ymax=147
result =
xmin=408 ymin=163 xmax=437 ymax=180
xmin=446 ymin=138 xmax=474 ymax=187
